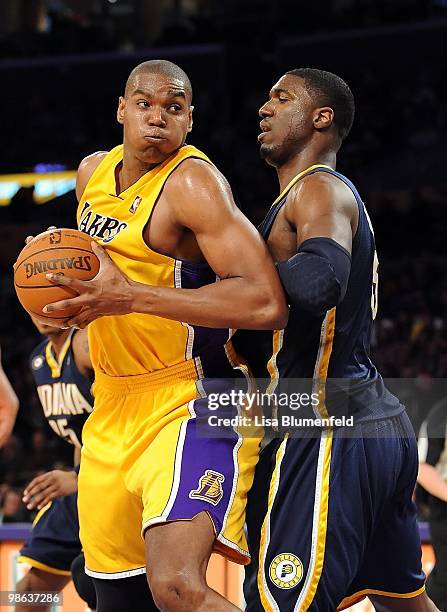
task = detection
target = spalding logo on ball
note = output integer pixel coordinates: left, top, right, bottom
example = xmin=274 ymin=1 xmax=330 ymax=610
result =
xmin=14 ymin=228 xmax=100 ymax=321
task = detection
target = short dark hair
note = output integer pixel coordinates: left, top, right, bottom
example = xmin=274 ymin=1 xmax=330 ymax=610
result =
xmin=287 ymin=68 xmax=355 ymax=140
xmin=125 ymin=60 xmax=193 ymax=104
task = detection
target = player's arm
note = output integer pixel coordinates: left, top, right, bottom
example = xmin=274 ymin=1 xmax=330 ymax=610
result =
xmin=276 ymin=172 xmax=358 ymax=315
xmin=22 ymin=469 xmax=78 ymax=510
xmin=74 ymin=446 xmax=81 ymax=466
xmin=71 ymin=328 xmax=93 ymax=377
xmin=0 ymin=348 xmax=19 ymax=448
xmin=45 ymin=160 xmax=288 ymax=330
xmin=417 ymin=406 xmax=447 ymax=502
xmin=417 ymin=463 xmax=447 ymax=503
xmin=76 ymin=151 xmax=108 ymax=201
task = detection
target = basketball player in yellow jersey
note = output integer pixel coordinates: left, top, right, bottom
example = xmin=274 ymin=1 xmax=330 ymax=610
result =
xmin=43 ymin=60 xmax=287 ymax=611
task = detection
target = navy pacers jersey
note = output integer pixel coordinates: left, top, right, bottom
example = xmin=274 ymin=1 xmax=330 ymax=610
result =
xmin=243 ymin=166 xmax=403 ymax=422
xmin=30 ymin=330 xmax=93 ymax=447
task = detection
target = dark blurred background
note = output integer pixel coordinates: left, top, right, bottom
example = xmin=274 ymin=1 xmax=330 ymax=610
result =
xmin=0 ymin=0 xmax=446 ymax=520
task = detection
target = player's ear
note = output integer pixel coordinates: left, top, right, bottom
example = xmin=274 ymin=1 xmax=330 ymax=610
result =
xmin=314 ymin=107 xmax=334 ymax=130
xmin=187 ymin=106 xmax=194 ymax=133
xmin=117 ymin=96 xmax=125 ymax=125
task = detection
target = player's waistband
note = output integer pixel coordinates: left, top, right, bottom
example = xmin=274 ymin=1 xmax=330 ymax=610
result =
xmin=94 ymin=358 xmax=202 ymax=394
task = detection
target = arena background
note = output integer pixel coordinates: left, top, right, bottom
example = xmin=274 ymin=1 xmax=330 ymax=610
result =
xmin=0 ymin=0 xmax=446 ymax=609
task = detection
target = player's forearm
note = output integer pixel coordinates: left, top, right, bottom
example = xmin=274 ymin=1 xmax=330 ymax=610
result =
xmin=130 ymin=278 xmax=287 ymax=330
xmin=418 ymin=463 xmax=447 ymax=502
xmin=74 ymin=446 xmax=81 ymax=467
xmin=0 ymin=397 xmax=19 ymax=447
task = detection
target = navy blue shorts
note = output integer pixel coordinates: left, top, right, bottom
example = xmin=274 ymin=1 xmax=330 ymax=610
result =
xmin=18 ymin=493 xmax=81 ymax=575
xmin=244 ymin=411 xmax=426 ymax=611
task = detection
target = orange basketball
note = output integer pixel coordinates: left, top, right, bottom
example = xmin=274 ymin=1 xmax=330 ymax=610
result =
xmin=14 ymin=228 xmax=100 ymax=321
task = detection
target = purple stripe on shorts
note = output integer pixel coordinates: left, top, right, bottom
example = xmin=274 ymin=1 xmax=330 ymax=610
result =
xmin=166 ymin=394 xmax=240 ymax=534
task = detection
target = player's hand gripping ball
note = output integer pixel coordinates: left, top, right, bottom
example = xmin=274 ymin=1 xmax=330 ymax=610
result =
xmin=14 ymin=229 xmax=100 ymax=325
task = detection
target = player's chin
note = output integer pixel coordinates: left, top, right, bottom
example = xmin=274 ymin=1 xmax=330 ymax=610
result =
xmin=140 ymin=139 xmax=177 ymax=163
xmin=259 ymin=143 xmax=275 ymax=164
xmin=259 ymin=142 xmax=282 ymax=167
xmin=30 ymin=312 xmax=71 ymax=331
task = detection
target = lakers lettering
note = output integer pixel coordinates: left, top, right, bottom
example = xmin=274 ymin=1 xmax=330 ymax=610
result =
xmin=25 ymin=256 xmax=92 ymax=278
xmin=79 ymin=209 xmax=127 ymax=243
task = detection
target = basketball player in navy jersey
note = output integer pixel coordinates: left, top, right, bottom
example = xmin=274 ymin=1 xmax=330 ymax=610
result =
xmin=241 ymin=69 xmax=437 ymax=611
xmin=15 ymin=319 xmax=96 ymax=612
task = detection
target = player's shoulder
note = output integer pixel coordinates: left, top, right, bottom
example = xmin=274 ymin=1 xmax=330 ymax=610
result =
xmin=76 ymin=151 xmax=109 ymax=201
xmin=167 ymin=156 xmax=229 ymax=195
xmin=71 ymin=328 xmax=92 ymax=376
xmin=295 ymin=169 xmax=355 ymax=200
xmin=78 ymin=151 xmax=109 ymax=173
xmin=29 ymin=338 xmax=48 ymax=370
xmin=289 ymin=169 xmax=357 ymax=214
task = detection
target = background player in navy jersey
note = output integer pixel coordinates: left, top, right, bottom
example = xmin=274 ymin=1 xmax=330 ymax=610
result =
xmin=240 ymin=69 xmax=438 ymax=611
xmin=15 ymin=319 xmax=96 ymax=612
xmin=0 ymin=346 xmax=19 ymax=448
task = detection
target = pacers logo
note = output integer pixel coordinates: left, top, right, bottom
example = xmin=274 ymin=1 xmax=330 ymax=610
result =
xmin=269 ymin=553 xmax=303 ymax=589
xmin=189 ymin=470 xmax=225 ymax=506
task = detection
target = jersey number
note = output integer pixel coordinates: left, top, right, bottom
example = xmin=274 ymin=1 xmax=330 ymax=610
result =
xmin=371 ymin=251 xmax=379 ymax=320
xmin=48 ymin=419 xmax=81 ymax=448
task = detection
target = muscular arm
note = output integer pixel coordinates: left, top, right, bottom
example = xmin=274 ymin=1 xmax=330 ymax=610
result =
xmin=130 ymin=160 xmax=287 ymax=329
xmin=276 ymin=173 xmax=358 ymax=314
xmin=47 ymin=158 xmax=288 ymax=330
xmin=0 ymin=348 xmax=19 ymax=448
xmin=287 ymin=172 xmax=357 ymax=252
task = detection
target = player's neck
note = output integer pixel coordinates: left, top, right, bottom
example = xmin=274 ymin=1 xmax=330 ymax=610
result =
xmin=48 ymin=330 xmax=71 ymax=360
xmin=277 ymin=150 xmax=336 ymax=193
xmin=118 ymin=151 xmax=159 ymax=194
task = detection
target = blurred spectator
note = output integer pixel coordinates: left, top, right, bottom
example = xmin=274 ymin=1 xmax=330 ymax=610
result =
xmin=0 ymin=486 xmax=29 ymax=523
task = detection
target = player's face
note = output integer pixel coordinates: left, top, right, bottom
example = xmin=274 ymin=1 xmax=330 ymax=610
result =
xmin=29 ymin=315 xmax=65 ymax=337
xmin=117 ymin=72 xmax=193 ymax=165
xmin=258 ymin=74 xmax=315 ymax=167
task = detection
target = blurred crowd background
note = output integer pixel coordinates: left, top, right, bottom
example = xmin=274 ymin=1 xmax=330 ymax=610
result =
xmin=0 ymin=0 xmax=446 ymax=522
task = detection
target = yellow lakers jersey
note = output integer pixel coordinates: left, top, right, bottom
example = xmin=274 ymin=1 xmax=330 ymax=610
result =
xmin=77 ymin=144 xmax=231 ymax=376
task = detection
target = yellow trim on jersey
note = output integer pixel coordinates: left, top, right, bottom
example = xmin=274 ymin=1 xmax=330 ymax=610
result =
xmin=258 ymin=436 xmax=289 ymax=612
xmin=338 ymin=585 xmax=426 ymax=610
xmin=295 ymin=307 xmax=336 ymax=609
xmin=295 ymin=430 xmax=333 ymax=611
xmin=32 ymin=501 xmax=52 ymax=526
xmin=266 ymin=330 xmax=284 ymax=396
xmin=45 ymin=330 xmax=74 ymax=379
xmin=16 ymin=555 xmax=71 ymax=576
xmin=271 ymin=164 xmax=333 ymax=207
xmin=312 ymin=307 xmax=336 ymax=420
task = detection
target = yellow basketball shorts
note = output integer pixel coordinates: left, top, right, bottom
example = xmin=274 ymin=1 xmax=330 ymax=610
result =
xmin=78 ymin=360 xmax=260 ymax=578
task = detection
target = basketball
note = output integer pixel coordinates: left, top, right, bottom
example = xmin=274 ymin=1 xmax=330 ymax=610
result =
xmin=14 ymin=228 xmax=100 ymax=321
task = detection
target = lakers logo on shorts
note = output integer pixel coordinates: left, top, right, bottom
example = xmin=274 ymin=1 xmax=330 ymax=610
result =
xmin=189 ymin=470 xmax=225 ymax=506
xmin=269 ymin=553 xmax=303 ymax=589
